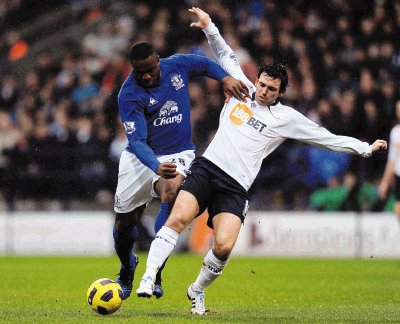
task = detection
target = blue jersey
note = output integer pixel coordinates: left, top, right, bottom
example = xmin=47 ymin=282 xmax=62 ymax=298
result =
xmin=118 ymin=54 xmax=229 ymax=172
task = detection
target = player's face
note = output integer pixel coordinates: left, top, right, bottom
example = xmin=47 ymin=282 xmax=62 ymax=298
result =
xmin=132 ymin=54 xmax=160 ymax=88
xmin=254 ymin=73 xmax=283 ymax=106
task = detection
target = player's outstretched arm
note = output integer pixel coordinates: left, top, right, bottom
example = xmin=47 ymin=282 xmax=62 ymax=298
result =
xmin=189 ymin=6 xmax=252 ymax=101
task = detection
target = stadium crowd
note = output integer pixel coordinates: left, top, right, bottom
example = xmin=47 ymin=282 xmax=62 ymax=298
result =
xmin=0 ymin=0 xmax=399 ymax=212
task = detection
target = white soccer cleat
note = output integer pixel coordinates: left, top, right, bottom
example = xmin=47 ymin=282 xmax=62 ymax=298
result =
xmin=187 ymin=284 xmax=207 ymax=315
xmin=136 ymin=275 xmax=155 ymax=298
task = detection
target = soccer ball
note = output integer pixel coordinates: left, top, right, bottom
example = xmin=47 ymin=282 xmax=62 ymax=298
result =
xmin=87 ymin=278 xmax=123 ymax=315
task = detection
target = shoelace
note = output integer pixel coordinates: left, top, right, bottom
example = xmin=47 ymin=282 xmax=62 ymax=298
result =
xmin=193 ymin=291 xmax=205 ymax=313
xmin=143 ymin=275 xmax=152 ymax=283
xmin=139 ymin=276 xmax=154 ymax=290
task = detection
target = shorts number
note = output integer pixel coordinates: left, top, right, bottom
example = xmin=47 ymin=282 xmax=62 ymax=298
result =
xmin=168 ymin=158 xmax=186 ymax=166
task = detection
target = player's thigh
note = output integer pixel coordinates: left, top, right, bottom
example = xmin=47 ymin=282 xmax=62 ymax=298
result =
xmin=114 ymin=204 xmax=146 ymax=233
xmin=155 ymin=173 xmax=185 ymax=202
xmin=165 ymin=190 xmax=200 ymax=232
xmin=114 ymin=151 xmax=154 ymax=214
xmin=212 ymin=212 xmax=242 ymax=255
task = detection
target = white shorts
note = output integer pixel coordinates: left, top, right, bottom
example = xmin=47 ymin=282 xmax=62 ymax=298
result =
xmin=114 ymin=149 xmax=195 ymax=213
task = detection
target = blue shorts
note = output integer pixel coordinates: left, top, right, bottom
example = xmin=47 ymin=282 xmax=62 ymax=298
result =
xmin=181 ymin=156 xmax=249 ymax=228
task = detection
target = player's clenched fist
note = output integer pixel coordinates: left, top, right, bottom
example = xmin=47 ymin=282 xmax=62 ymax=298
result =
xmin=371 ymin=139 xmax=387 ymax=153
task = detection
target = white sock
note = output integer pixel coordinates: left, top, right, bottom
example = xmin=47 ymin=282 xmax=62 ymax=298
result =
xmin=143 ymin=226 xmax=179 ymax=281
xmin=191 ymin=249 xmax=229 ymax=291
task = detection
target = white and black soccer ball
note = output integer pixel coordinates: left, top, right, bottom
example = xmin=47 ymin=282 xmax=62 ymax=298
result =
xmin=87 ymin=278 xmax=123 ymax=315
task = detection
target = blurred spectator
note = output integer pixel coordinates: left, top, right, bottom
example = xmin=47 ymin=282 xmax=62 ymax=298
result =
xmin=325 ymin=66 xmax=356 ymax=97
xmin=35 ymin=50 xmax=59 ymax=86
xmin=71 ymin=72 xmax=99 ymax=113
xmin=305 ymin=145 xmax=351 ymax=190
xmin=55 ymin=55 xmax=77 ymax=99
xmin=75 ymin=113 xmax=112 ymax=200
xmin=381 ymin=78 xmax=399 ymax=129
xmin=83 ymin=22 xmax=118 ymax=61
xmin=0 ymin=111 xmax=21 ymax=192
xmin=335 ymin=90 xmax=361 ymax=138
xmin=307 ymin=98 xmax=342 ymax=134
xmin=297 ymin=76 xmax=318 ymax=115
xmin=379 ymin=100 xmax=400 ymax=221
xmin=310 ymin=172 xmax=359 ymax=211
xmin=109 ymin=120 xmax=127 ymax=164
xmin=6 ymin=30 xmax=28 ymax=61
xmin=0 ymin=73 xmax=18 ymax=112
xmin=3 ymin=122 xmax=70 ymax=210
xmin=311 ymin=171 xmax=393 ymax=212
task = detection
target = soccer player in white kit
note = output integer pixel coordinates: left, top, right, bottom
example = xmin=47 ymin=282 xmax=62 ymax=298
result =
xmin=379 ymin=101 xmax=400 ymax=222
xmin=137 ymin=7 xmax=388 ymax=314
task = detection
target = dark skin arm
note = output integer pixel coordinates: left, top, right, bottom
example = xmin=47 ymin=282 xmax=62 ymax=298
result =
xmin=222 ymin=75 xmax=250 ymax=102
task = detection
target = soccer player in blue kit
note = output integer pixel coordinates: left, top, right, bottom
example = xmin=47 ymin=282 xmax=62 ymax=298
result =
xmin=113 ymin=40 xmax=249 ymax=300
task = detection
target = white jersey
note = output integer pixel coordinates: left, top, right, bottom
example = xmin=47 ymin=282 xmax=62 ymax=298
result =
xmin=202 ymin=22 xmax=372 ymax=191
xmin=388 ymin=124 xmax=400 ymax=176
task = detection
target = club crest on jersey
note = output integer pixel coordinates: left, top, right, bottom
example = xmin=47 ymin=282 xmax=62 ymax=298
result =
xmin=154 ymin=100 xmax=182 ymax=126
xmin=171 ymin=73 xmax=184 ymax=90
xmin=149 ymin=97 xmax=158 ymax=106
xmin=123 ymin=121 xmax=136 ymax=134
xmin=229 ymin=53 xmax=239 ymax=66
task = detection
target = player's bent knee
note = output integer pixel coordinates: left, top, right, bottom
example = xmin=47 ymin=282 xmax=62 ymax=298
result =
xmin=165 ymin=213 xmax=188 ymax=233
xmin=213 ymin=244 xmax=233 ymax=261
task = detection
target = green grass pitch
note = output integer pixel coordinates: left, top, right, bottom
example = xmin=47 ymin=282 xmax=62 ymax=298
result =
xmin=0 ymin=254 xmax=399 ymax=323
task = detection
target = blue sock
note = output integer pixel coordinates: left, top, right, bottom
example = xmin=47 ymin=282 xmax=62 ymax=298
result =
xmin=154 ymin=202 xmax=171 ymax=234
xmin=113 ymin=225 xmax=138 ymax=271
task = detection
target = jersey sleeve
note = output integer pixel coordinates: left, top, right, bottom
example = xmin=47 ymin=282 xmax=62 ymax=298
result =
xmin=172 ymin=53 xmax=229 ymax=81
xmin=119 ymin=97 xmax=160 ymax=173
xmin=274 ymin=107 xmax=372 ymax=157
xmin=203 ymin=22 xmax=255 ymax=93
xmin=130 ymin=140 xmax=161 ymax=173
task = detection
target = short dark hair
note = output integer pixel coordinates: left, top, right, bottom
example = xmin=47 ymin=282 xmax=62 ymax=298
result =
xmin=129 ymin=41 xmax=157 ymax=62
xmin=258 ymin=63 xmax=288 ymax=93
